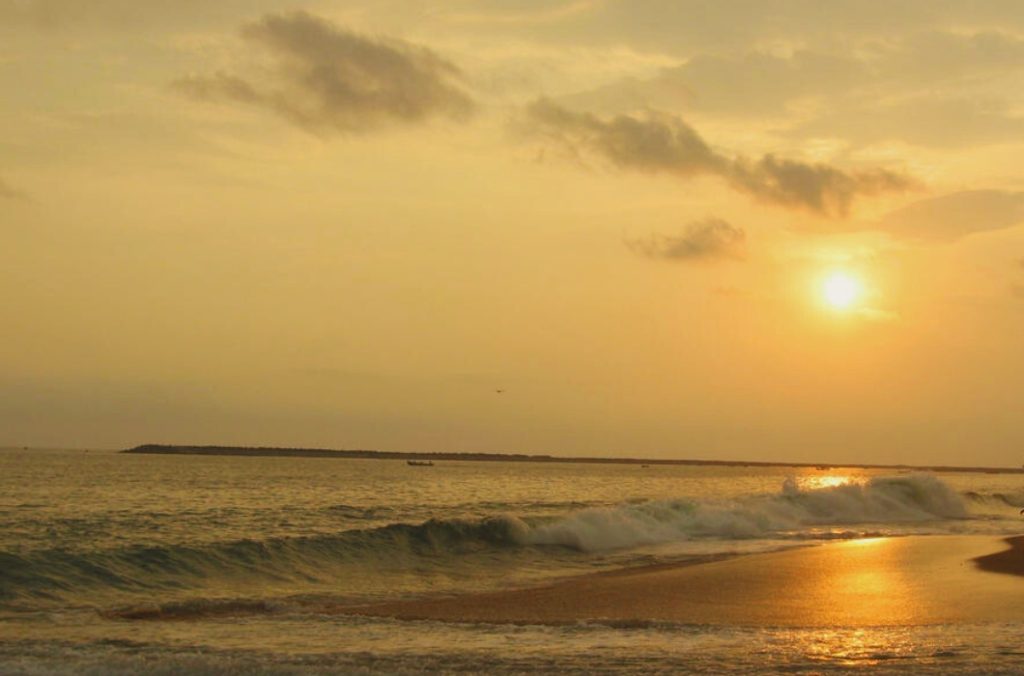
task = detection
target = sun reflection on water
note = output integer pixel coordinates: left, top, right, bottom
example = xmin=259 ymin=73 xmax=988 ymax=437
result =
xmin=796 ymin=627 xmax=918 ymax=667
xmin=795 ymin=473 xmax=863 ymax=491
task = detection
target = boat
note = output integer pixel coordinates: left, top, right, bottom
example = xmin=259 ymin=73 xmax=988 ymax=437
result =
xmin=407 ymin=460 xmax=434 ymax=467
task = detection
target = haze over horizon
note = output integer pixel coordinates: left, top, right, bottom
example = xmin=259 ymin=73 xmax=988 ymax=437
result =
xmin=3 ymin=1 xmax=1024 ymax=466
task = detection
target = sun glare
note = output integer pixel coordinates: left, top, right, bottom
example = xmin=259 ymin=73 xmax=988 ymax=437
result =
xmin=820 ymin=271 xmax=863 ymax=311
xmin=799 ymin=474 xmax=856 ymax=491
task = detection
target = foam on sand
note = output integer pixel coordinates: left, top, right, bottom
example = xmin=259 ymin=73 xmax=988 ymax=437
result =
xmin=345 ymin=535 xmax=1024 ymax=627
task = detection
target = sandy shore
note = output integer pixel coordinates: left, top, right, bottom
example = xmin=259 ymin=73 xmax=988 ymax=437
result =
xmin=347 ymin=535 xmax=1024 ymax=627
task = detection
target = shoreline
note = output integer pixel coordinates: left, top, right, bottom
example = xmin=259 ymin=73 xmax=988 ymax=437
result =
xmin=119 ymin=444 xmax=1024 ymax=475
xmin=973 ymin=535 xmax=1024 ymax=577
xmin=342 ymin=535 xmax=1024 ymax=628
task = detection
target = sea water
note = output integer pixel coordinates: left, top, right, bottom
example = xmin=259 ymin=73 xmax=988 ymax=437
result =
xmin=2 ymin=448 xmax=1024 ymax=674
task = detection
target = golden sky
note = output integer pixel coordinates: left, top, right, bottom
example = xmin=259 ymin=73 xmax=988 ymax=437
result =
xmin=2 ymin=1 xmax=1023 ymax=464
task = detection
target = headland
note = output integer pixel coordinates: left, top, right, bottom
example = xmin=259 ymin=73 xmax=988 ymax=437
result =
xmin=122 ymin=444 xmax=1024 ymax=474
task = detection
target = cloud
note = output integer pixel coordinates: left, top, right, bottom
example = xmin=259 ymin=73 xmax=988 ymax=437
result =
xmin=402 ymin=1 xmax=1024 ymax=59
xmin=1010 ymin=259 xmax=1024 ymax=299
xmin=792 ymin=94 xmax=1024 ymax=149
xmin=525 ymin=98 xmax=721 ymax=172
xmin=668 ymin=30 xmax=1024 ymax=116
xmin=0 ymin=0 xmax=276 ymax=32
xmin=729 ymin=155 xmax=912 ymax=216
xmin=0 ymin=177 xmax=27 ymax=201
xmin=440 ymin=1 xmax=596 ymax=26
xmin=658 ymin=49 xmax=864 ymax=118
xmin=175 ymin=11 xmax=475 ymax=134
xmin=878 ymin=190 xmax=1024 ymax=240
xmin=557 ymin=29 xmax=1024 ymax=150
xmin=524 ymin=98 xmax=912 ymax=216
xmin=628 ymin=218 xmax=746 ymax=262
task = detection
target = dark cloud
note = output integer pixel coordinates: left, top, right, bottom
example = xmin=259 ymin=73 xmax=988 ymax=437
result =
xmin=878 ymin=190 xmax=1024 ymax=240
xmin=175 ymin=11 xmax=475 ymax=134
xmin=526 ymin=99 xmax=722 ymax=173
xmin=628 ymin=218 xmax=746 ymax=262
xmin=728 ymin=155 xmax=911 ymax=216
xmin=525 ymin=98 xmax=912 ymax=216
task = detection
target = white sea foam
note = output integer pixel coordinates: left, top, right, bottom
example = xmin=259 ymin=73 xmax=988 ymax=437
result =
xmin=524 ymin=474 xmax=971 ymax=551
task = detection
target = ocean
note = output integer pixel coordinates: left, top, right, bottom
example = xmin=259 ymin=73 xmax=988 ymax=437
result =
xmin=2 ymin=448 xmax=1024 ymax=674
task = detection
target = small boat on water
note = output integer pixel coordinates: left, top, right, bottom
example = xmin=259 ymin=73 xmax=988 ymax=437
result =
xmin=407 ymin=460 xmax=434 ymax=467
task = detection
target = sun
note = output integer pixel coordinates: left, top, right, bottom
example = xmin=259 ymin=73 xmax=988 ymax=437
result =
xmin=820 ymin=271 xmax=863 ymax=311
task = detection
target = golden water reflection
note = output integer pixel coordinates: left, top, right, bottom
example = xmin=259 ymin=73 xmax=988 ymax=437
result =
xmin=789 ymin=536 xmax=919 ymax=627
xmin=796 ymin=627 xmax=918 ymax=667
xmin=794 ymin=472 xmax=864 ymax=491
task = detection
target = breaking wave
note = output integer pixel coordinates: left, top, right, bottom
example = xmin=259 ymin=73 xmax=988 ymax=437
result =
xmin=524 ymin=473 xmax=969 ymax=550
xmin=0 ymin=474 xmax=994 ymax=605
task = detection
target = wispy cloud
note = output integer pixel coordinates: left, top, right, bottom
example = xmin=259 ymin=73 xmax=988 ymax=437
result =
xmin=524 ymin=98 xmax=912 ymax=216
xmin=440 ymin=1 xmax=596 ymax=26
xmin=878 ymin=190 xmax=1024 ymax=240
xmin=628 ymin=218 xmax=746 ymax=262
xmin=175 ymin=11 xmax=475 ymax=134
xmin=0 ymin=176 xmax=28 ymax=201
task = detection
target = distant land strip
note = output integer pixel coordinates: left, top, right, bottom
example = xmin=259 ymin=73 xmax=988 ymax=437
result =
xmin=122 ymin=444 xmax=1024 ymax=474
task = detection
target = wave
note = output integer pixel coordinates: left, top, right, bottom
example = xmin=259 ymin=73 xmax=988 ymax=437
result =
xmin=964 ymin=490 xmax=1024 ymax=509
xmin=0 ymin=474 xmax=990 ymax=605
xmin=104 ymin=598 xmax=279 ymax=621
xmin=0 ymin=515 xmax=533 ymax=604
xmin=323 ymin=499 xmax=602 ymax=521
xmin=524 ymin=473 xmax=970 ymax=550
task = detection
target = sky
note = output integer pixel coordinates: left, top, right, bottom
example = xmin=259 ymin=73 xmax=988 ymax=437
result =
xmin=2 ymin=0 xmax=1024 ymax=465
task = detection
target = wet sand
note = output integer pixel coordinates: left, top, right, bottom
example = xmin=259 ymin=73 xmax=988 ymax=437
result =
xmin=974 ymin=535 xmax=1024 ymax=577
xmin=347 ymin=535 xmax=1024 ymax=627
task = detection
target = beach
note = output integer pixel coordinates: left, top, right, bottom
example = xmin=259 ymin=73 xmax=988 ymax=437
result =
xmin=8 ymin=0 xmax=1024 ymax=671
xmin=4 ymin=449 xmax=1024 ymax=674
xmin=348 ymin=535 xmax=1024 ymax=627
